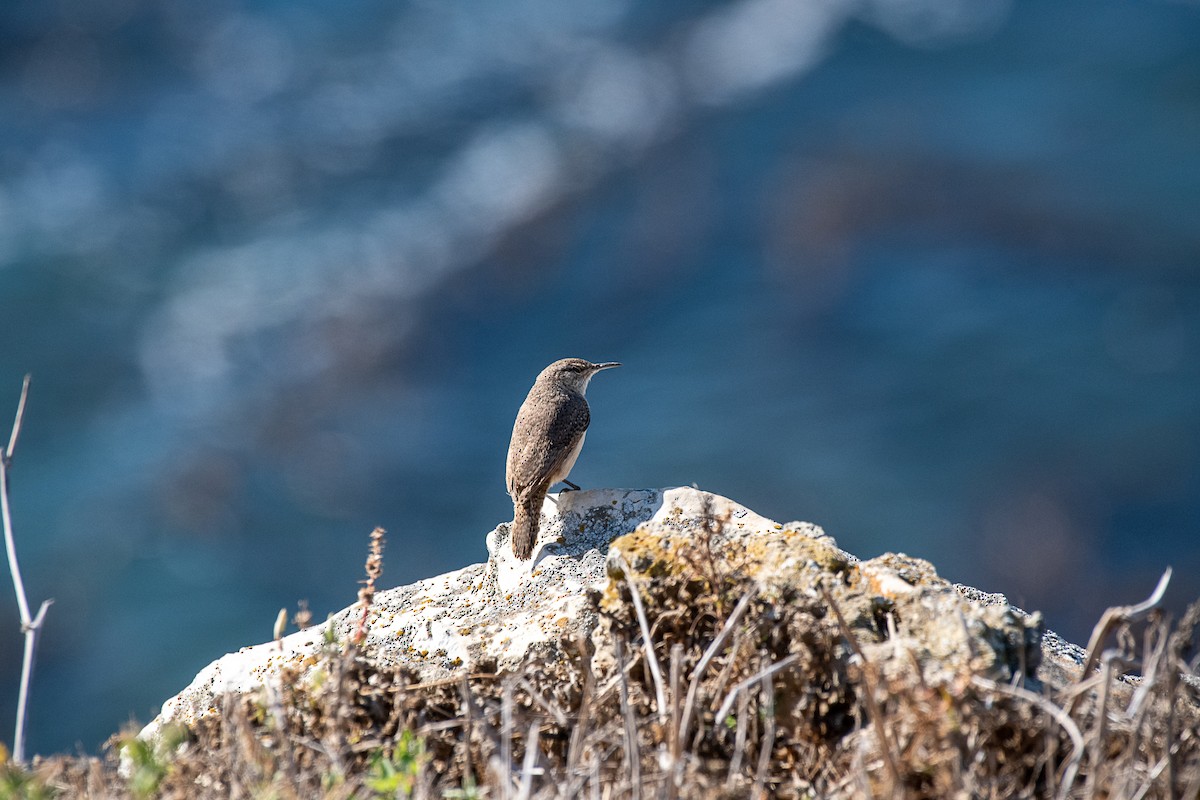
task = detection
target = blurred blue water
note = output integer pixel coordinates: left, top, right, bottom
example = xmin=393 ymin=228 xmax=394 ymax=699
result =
xmin=1 ymin=0 xmax=1198 ymax=755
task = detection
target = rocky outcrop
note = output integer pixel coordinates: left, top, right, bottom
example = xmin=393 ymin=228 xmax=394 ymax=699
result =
xmin=122 ymin=486 xmax=1200 ymax=798
xmin=145 ymin=486 xmax=1082 ymax=738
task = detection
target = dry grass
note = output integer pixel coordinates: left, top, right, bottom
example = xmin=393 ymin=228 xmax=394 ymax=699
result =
xmin=3 ymin=527 xmax=1198 ymax=799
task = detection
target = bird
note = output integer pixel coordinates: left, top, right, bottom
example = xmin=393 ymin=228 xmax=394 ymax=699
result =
xmin=505 ymin=358 xmax=620 ymax=560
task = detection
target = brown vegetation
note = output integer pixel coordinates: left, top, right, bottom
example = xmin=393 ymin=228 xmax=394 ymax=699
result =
xmin=3 ymin=519 xmax=1198 ymax=799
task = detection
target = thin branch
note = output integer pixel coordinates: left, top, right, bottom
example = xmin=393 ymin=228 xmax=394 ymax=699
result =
xmin=4 ymin=373 xmax=30 ymax=462
xmin=667 ymin=643 xmax=683 ymax=800
xmin=2 ymin=376 xmax=35 ymax=624
xmin=970 ymin=675 xmax=1086 ymax=800
xmin=566 ymin=643 xmax=595 ymax=774
xmin=1 ymin=462 xmax=31 ymax=624
xmin=403 ymin=672 xmax=500 ymax=692
xmin=515 ymin=679 xmax=568 ymax=728
xmin=27 ymin=598 xmax=52 ymax=632
xmin=725 ymin=688 xmax=750 ymax=786
xmin=615 ymin=636 xmax=642 ymax=798
xmin=714 ymin=655 xmax=799 ymax=727
xmin=502 ymin=679 xmax=514 ymax=793
xmin=614 ymin=554 xmax=668 ymax=726
xmin=515 ymin=720 xmax=540 ymax=800
xmin=821 ymin=586 xmax=903 ymax=795
xmin=1068 ymin=567 xmax=1172 ymax=715
xmin=13 ymin=599 xmax=52 ymax=765
xmin=751 ymin=671 xmax=776 ymax=799
xmin=1128 ymin=755 xmax=1172 ymax=800
xmin=3 ymin=374 xmax=49 ymax=765
xmin=678 ymin=587 xmax=756 ymax=755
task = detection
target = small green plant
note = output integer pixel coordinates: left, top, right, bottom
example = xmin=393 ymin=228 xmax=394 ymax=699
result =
xmin=442 ymin=774 xmax=482 ymax=800
xmin=320 ymin=767 xmax=344 ymax=793
xmin=366 ymin=730 xmax=427 ymax=799
xmin=118 ymin=723 xmax=189 ymax=800
xmin=0 ymin=761 xmax=55 ymax=800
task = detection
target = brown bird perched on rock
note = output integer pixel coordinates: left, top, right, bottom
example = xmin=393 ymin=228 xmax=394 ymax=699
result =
xmin=505 ymin=358 xmax=620 ymax=560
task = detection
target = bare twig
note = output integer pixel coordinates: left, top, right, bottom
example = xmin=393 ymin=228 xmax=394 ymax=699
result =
xmin=1129 ymin=754 xmax=1173 ymax=800
xmin=615 ymin=636 xmax=642 ymax=798
xmin=404 ymin=672 xmax=500 ymax=693
xmin=455 ymin=677 xmax=492 ymax=795
xmin=1114 ymin=622 xmax=1172 ymax=800
xmin=566 ymin=642 xmax=595 ymax=775
xmin=502 ymin=678 xmax=514 ymax=794
xmin=516 ymin=679 xmax=568 ymax=728
xmin=615 ymin=554 xmax=668 ymax=726
xmin=2 ymin=373 xmax=52 ymax=765
xmin=13 ymin=598 xmax=52 ymax=762
xmin=726 ymin=688 xmax=750 ymax=786
xmin=714 ymin=655 xmax=799 ymax=727
xmin=1069 ymin=568 xmax=1171 ymax=714
xmin=970 ymin=675 xmax=1085 ymax=800
xmin=265 ymin=676 xmax=299 ymax=789
xmin=2 ymin=375 xmax=34 ymax=624
xmin=515 ymin=720 xmax=540 ymax=800
xmin=668 ymin=642 xmax=683 ymax=800
xmin=677 ymin=587 xmax=756 ymax=756
xmin=820 ymin=586 xmax=902 ymax=796
xmin=751 ymin=671 xmax=776 ymax=799
xmin=3 ymin=374 xmax=30 ymax=462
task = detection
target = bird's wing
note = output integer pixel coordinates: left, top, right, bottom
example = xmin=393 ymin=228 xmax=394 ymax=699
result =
xmin=506 ymin=391 xmax=589 ymax=496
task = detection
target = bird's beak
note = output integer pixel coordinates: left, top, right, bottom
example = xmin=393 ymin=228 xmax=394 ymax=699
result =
xmin=591 ymin=362 xmax=621 ymax=371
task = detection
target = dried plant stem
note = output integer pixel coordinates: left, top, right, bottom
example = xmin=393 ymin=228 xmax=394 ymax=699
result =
xmin=502 ymin=678 xmax=514 ymax=792
xmin=820 ymin=586 xmax=902 ymax=795
xmin=751 ymin=671 xmax=776 ymax=799
xmin=714 ymin=654 xmax=798 ymax=729
xmin=667 ymin=642 xmax=683 ymax=800
xmin=1068 ymin=567 xmax=1171 ymax=714
xmin=615 ymin=636 xmax=642 ymax=797
xmin=4 ymin=375 xmax=29 ymax=466
xmin=677 ymin=587 xmax=756 ymax=756
xmin=515 ymin=720 xmax=540 ymax=800
xmin=615 ymin=555 xmax=668 ymax=726
xmin=2 ymin=376 xmax=32 ymax=624
xmin=566 ymin=643 xmax=595 ymax=778
xmin=970 ymin=675 xmax=1085 ymax=799
xmin=353 ymin=526 xmax=386 ymax=645
xmin=2 ymin=374 xmax=52 ymax=765
xmin=726 ymin=688 xmax=750 ymax=785
xmin=458 ymin=676 xmax=478 ymax=791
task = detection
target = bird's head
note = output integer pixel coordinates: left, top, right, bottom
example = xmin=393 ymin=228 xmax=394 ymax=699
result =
xmin=540 ymin=358 xmax=621 ymax=393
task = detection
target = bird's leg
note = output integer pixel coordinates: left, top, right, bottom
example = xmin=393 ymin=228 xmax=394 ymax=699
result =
xmin=561 ymin=479 xmax=581 ymax=492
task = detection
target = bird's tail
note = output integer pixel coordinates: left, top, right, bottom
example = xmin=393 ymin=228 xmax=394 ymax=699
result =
xmin=510 ymin=495 xmax=542 ymax=560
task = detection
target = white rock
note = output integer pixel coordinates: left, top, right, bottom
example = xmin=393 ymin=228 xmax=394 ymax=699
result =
xmin=144 ymin=487 xmax=782 ymax=736
xmin=141 ymin=485 xmax=1081 ymax=744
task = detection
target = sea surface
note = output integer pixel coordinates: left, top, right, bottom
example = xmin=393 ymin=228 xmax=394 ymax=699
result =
xmin=1 ymin=0 xmax=1198 ymax=754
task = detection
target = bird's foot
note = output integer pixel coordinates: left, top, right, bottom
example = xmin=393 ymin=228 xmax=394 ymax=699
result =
xmin=560 ymin=480 xmax=581 ymax=492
